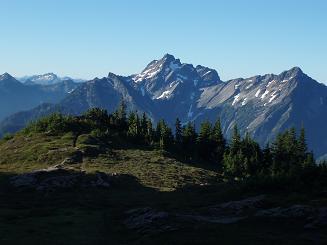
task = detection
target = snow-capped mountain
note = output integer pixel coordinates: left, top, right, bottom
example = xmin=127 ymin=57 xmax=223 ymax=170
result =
xmin=18 ymin=73 xmax=85 ymax=85
xmin=0 ymin=73 xmax=80 ymax=120
xmin=1 ymin=54 xmax=327 ymax=158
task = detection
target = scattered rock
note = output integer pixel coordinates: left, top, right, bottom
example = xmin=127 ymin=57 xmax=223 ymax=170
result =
xmin=255 ymin=204 xmax=327 ymax=229
xmin=124 ymin=207 xmax=175 ymax=234
xmin=255 ymin=205 xmax=315 ymax=219
xmin=177 ymin=214 xmax=246 ymax=224
xmin=61 ymin=150 xmax=83 ymax=164
xmin=10 ymin=165 xmax=113 ymax=191
xmin=209 ymin=195 xmax=266 ymax=215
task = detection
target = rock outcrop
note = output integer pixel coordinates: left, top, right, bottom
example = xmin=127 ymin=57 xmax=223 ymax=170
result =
xmin=10 ymin=165 xmax=113 ymax=191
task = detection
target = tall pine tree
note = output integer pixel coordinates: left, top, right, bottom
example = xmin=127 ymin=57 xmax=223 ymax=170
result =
xmin=212 ymin=118 xmax=226 ymax=164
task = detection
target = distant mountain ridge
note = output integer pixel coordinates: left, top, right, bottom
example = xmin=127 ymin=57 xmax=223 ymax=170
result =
xmin=1 ymin=54 xmax=327 ymax=158
xmin=18 ymin=73 xmax=85 ymax=85
xmin=0 ymin=73 xmax=80 ymax=121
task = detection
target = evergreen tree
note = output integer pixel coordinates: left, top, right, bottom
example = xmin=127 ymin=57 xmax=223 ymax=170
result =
xmin=230 ymin=124 xmax=241 ymax=155
xmin=240 ymin=132 xmax=262 ymax=176
xmin=303 ymin=151 xmax=315 ymax=168
xmin=175 ymin=118 xmax=183 ymax=145
xmin=156 ymin=119 xmax=173 ymax=150
xmin=297 ymin=126 xmax=308 ymax=163
xmin=83 ymin=108 xmax=109 ymax=131
xmin=212 ymin=118 xmax=226 ymax=164
xmin=223 ymin=150 xmax=245 ymax=179
xmin=182 ymin=122 xmax=197 ymax=158
xmin=136 ymin=113 xmax=141 ymax=137
xmin=113 ymin=98 xmax=128 ymax=130
xmin=145 ymin=118 xmax=154 ymax=145
xmin=118 ymin=99 xmax=127 ymax=124
xmin=262 ymin=143 xmax=273 ymax=174
xmin=127 ymin=111 xmax=138 ymax=138
xmin=197 ymin=120 xmax=212 ymax=160
xmin=140 ymin=112 xmax=148 ymax=135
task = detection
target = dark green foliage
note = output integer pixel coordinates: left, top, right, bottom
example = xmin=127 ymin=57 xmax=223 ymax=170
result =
xmin=20 ymin=103 xmax=320 ymax=184
xmin=156 ymin=119 xmax=173 ymax=150
xmin=24 ymin=113 xmax=76 ymax=135
xmin=271 ymin=127 xmax=313 ymax=175
xmin=212 ymin=118 xmax=226 ymax=164
xmin=2 ymin=133 xmax=14 ymax=141
xmin=127 ymin=111 xmax=140 ymax=139
xmin=197 ymin=120 xmax=213 ymax=161
xmin=182 ymin=122 xmax=197 ymax=158
xmin=174 ymin=118 xmax=182 ymax=145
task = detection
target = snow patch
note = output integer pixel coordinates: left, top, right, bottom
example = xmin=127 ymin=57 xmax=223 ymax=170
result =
xmin=241 ymin=98 xmax=248 ymax=106
xmin=232 ymin=94 xmax=241 ymax=106
xmin=266 ymin=80 xmax=276 ymax=87
xmin=169 ymin=81 xmax=179 ymax=88
xmin=156 ymin=90 xmax=172 ymax=100
xmin=269 ymin=94 xmax=278 ymax=103
xmin=133 ymin=62 xmax=162 ymax=83
xmin=202 ymin=70 xmax=212 ymax=76
xmin=255 ymin=89 xmax=261 ymax=98
xmin=261 ymin=90 xmax=269 ymax=99
xmin=187 ymin=104 xmax=193 ymax=118
xmin=246 ymin=84 xmax=253 ymax=89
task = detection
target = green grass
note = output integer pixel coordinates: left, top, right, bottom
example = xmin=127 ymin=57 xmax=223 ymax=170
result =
xmin=0 ymin=133 xmax=327 ymax=244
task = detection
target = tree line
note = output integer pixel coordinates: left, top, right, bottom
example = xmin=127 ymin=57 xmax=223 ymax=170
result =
xmin=23 ymin=101 xmax=319 ymax=180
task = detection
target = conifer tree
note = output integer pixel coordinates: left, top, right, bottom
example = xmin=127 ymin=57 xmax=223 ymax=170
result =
xmin=117 ymin=99 xmax=128 ymax=130
xmin=182 ymin=122 xmax=197 ymax=157
xmin=212 ymin=118 xmax=226 ymax=164
xmin=141 ymin=112 xmax=148 ymax=136
xmin=262 ymin=143 xmax=272 ymax=174
xmin=197 ymin=120 xmax=212 ymax=160
xmin=146 ymin=118 xmax=154 ymax=144
xmin=230 ymin=124 xmax=241 ymax=155
xmin=175 ymin=118 xmax=183 ymax=145
xmin=127 ymin=111 xmax=138 ymax=138
xmin=156 ymin=119 xmax=173 ymax=150
xmin=297 ymin=126 xmax=308 ymax=163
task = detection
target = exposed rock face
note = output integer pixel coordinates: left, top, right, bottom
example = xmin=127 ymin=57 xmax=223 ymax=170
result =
xmin=10 ymin=165 xmax=113 ymax=191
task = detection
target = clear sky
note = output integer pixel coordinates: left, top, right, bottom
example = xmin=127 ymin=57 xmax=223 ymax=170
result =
xmin=0 ymin=0 xmax=326 ymax=83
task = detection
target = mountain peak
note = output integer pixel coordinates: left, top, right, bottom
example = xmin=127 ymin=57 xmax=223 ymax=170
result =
xmin=160 ymin=53 xmax=181 ymax=67
xmin=162 ymin=53 xmax=176 ymax=61
xmin=278 ymin=66 xmax=305 ymax=81
xmin=0 ymin=72 xmax=14 ymax=80
xmin=289 ymin=66 xmax=303 ymax=75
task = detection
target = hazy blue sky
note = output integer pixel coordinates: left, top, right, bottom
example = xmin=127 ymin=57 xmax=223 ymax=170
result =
xmin=0 ymin=0 xmax=326 ymax=83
